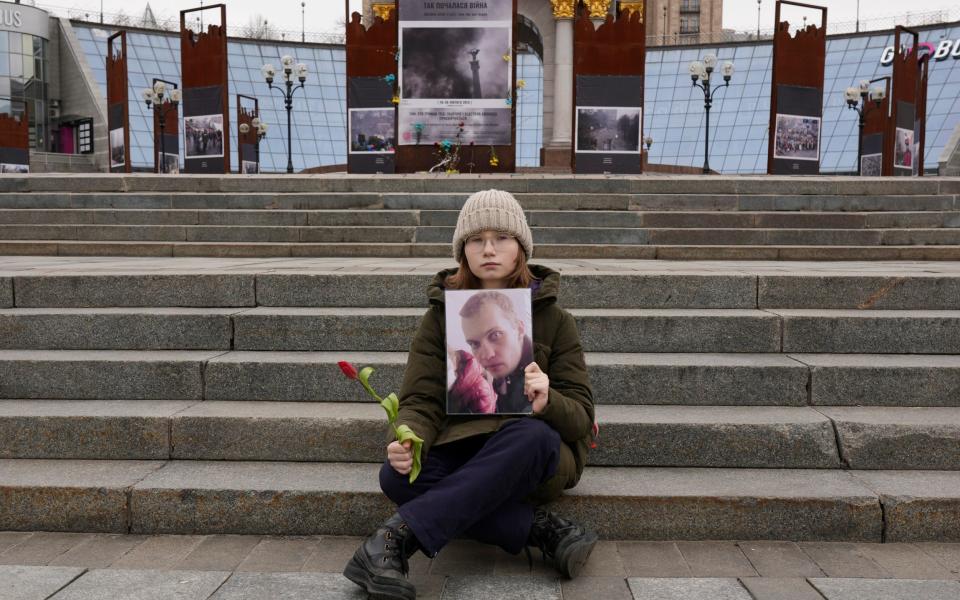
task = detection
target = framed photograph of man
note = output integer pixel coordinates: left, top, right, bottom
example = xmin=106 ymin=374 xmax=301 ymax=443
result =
xmin=184 ymin=114 xmax=225 ymax=159
xmin=349 ymin=108 xmax=396 ymax=153
xmin=163 ymin=153 xmax=179 ymax=174
xmin=0 ymin=163 xmax=28 ymax=173
xmin=241 ymin=160 xmax=259 ymax=174
xmin=860 ymin=153 xmax=881 ymax=177
xmin=894 ymin=127 xmax=914 ymax=169
xmin=773 ymin=114 xmax=821 ymax=161
xmin=444 ymin=288 xmax=533 ymax=416
xmin=575 ymin=107 xmax=642 ymax=154
xmin=109 ymin=127 xmax=125 ymax=168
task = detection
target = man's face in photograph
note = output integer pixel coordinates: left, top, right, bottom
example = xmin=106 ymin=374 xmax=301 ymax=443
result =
xmin=461 ymin=302 xmax=525 ymax=380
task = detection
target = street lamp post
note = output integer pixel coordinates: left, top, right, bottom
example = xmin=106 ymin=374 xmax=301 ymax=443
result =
xmin=261 ymin=56 xmax=307 ymax=174
xmin=240 ymin=117 xmax=269 ymax=173
xmin=844 ymin=79 xmax=887 ymax=175
xmin=301 ymin=2 xmax=306 ymax=43
xmin=756 ymin=0 xmax=761 ymax=39
xmin=689 ymin=54 xmax=734 ymax=174
xmin=142 ymin=80 xmax=181 ymax=174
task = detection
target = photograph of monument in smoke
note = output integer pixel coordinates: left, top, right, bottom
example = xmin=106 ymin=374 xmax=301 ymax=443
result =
xmin=401 ymin=26 xmax=510 ymax=100
xmin=575 ymin=107 xmax=641 ymax=153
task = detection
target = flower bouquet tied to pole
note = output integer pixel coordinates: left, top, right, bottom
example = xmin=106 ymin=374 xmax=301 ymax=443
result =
xmin=338 ymin=361 xmax=424 ymax=483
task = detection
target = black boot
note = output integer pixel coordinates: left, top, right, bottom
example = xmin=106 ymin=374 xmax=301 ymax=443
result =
xmin=527 ymin=508 xmax=598 ymax=579
xmin=343 ymin=513 xmax=420 ymax=600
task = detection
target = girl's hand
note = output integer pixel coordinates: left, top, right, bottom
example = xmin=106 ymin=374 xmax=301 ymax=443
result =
xmin=387 ymin=439 xmax=413 ymax=474
xmin=524 ymin=362 xmax=550 ymax=414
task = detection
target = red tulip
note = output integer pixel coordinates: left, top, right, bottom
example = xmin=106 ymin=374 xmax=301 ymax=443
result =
xmin=338 ymin=360 xmax=358 ymax=380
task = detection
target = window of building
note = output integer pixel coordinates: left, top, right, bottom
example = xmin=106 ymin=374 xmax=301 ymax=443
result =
xmin=680 ymin=14 xmax=700 ymax=34
xmin=680 ymin=0 xmax=701 ymax=13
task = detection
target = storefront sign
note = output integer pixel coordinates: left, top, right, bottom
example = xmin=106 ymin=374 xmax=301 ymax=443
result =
xmin=881 ymin=38 xmax=960 ymax=66
xmin=0 ymin=4 xmax=50 ymax=40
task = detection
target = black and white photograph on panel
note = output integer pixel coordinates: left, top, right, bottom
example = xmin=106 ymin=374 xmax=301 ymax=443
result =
xmin=860 ymin=153 xmax=882 ymax=177
xmin=349 ymin=108 xmax=396 ymax=153
xmin=892 ymin=127 xmax=915 ymax=169
xmin=242 ymin=160 xmax=259 ymax=174
xmin=163 ymin=153 xmax=179 ymax=174
xmin=109 ymin=127 xmax=125 ymax=168
xmin=184 ymin=114 xmax=225 ymax=159
xmin=575 ymin=107 xmax=642 ymax=153
xmin=444 ymin=288 xmax=533 ymax=416
xmin=401 ymin=27 xmax=511 ymax=100
xmin=0 ymin=163 xmax=28 ymax=173
xmin=773 ymin=114 xmax=821 ymax=161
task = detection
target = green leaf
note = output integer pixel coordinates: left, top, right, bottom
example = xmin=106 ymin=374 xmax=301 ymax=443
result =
xmin=358 ymin=366 xmax=375 ymax=387
xmin=396 ymin=424 xmax=424 ymax=484
xmin=380 ymin=393 xmax=399 ymax=423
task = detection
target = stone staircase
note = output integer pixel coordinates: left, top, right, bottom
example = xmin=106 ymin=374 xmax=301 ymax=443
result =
xmin=1 ymin=255 xmax=959 ymax=542
xmin=0 ymin=174 xmax=959 ymax=259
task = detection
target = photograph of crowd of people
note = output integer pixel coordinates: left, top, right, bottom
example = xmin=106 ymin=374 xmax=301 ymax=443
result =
xmin=895 ymin=127 xmax=914 ymax=168
xmin=109 ymin=127 xmax=125 ymax=168
xmin=860 ymin=153 xmax=882 ymax=177
xmin=401 ymin=26 xmax=510 ymax=100
xmin=444 ymin=289 xmax=533 ymax=416
xmin=0 ymin=163 xmax=28 ymax=173
xmin=773 ymin=114 xmax=821 ymax=161
xmin=184 ymin=114 xmax=224 ymax=158
xmin=242 ymin=160 xmax=259 ymax=174
xmin=349 ymin=108 xmax=396 ymax=153
xmin=163 ymin=153 xmax=179 ymax=174
xmin=575 ymin=107 xmax=641 ymax=153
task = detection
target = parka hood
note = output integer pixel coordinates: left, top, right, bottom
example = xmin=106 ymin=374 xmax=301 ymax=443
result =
xmin=427 ymin=264 xmax=560 ymax=310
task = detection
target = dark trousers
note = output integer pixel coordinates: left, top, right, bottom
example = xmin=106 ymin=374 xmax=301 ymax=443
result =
xmin=379 ymin=418 xmax=561 ymax=556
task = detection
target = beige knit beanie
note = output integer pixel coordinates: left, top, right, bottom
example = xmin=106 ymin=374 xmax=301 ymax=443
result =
xmin=452 ymin=189 xmax=533 ymax=262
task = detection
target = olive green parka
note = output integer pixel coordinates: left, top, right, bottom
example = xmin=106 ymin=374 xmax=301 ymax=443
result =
xmin=396 ymin=264 xmax=595 ymax=503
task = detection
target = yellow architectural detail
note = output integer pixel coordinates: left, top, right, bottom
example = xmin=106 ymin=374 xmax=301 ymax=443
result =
xmin=619 ymin=1 xmax=644 ymax=21
xmin=550 ymin=0 xmax=576 ymax=19
xmin=371 ymin=3 xmax=395 ymax=21
xmin=584 ymin=0 xmax=612 ymax=19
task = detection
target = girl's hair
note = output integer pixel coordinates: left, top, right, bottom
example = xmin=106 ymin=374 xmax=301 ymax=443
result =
xmin=444 ymin=240 xmax=535 ymax=290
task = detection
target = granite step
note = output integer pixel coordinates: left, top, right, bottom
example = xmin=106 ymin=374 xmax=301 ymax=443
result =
xmin=8 ymin=458 xmax=960 ymax=542
xmin=3 ymin=350 xmax=959 ymax=407
xmin=0 ymin=400 xmax=851 ymax=469
xmin=6 ymin=240 xmax=960 ymax=260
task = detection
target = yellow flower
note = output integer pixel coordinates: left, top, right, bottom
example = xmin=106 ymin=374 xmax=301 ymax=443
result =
xmin=391 ymin=95 xmax=400 ymax=104
xmin=489 ymin=157 xmax=499 ymax=167
xmin=517 ymin=79 xmax=526 ymax=89
xmin=502 ymin=53 xmax=511 ymax=62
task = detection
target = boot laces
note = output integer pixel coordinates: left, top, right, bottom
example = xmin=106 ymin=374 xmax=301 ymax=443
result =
xmin=382 ymin=525 xmax=412 ymax=577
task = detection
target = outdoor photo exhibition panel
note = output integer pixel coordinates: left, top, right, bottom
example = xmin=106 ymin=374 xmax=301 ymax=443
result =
xmin=887 ymin=26 xmax=927 ymax=177
xmin=345 ymin=1 xmax=397 ymax=174
xmin=153 ymin=79 xmax=180 ymax=174
xmin=237 ymin=94 xmax=259 ymax=174
xmin=768 ymin=1 xmax=826 ymax=175
xmin=180 ymin=4 xmax=230 ymax=174
xmin=573 ymin=5 xmax=646 ymax=174
xmin=397 ymin=0 xmax=516 ymax=172
xmin=0 ymin=112 xmax=29 ymax=173
xmin=860 ymin=76 xmax=889 ymax=176
xmin=106 ymin=31 xmax=130 ymax=173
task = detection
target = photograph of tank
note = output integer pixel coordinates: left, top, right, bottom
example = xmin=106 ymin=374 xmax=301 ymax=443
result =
xmin=184 ymin=114 xmax=225 ymax=159
xmin=773 ymin=114 xmax=821 ymax=161
xmin=401 ymin=26 xmax=510 ymax=100
xmin=575 ymin=107 xmax=642 ymax=153
xmin=349 ymin=108 xmax=396 ymax=153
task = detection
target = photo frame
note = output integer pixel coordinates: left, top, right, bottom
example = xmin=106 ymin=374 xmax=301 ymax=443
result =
xmin=444 ymin=288 xmax=533 ymax=416
xmin=241 ymin=160 xmax=259 ymax=174
xmin=109 ymin=127 xmax=125 ymax=168
xmin=163 ymin=152 xmax=179 ymax=174
xmin=0 ymin=163 xmax=29 ymax=173
xmin=184 ymin=114 xmax=225 ymax=158
xmin=773 ymin=114 xmax=821 ymax=162
xmin=575 ymin=107 xmax=642 ymax=154
xmin=894 ymin=127 xmax=914 ymax=169
xmin=349 ymin=108 xmax=396 ymax=154
xmin=860 ymin=153 xmax=882 ymax=177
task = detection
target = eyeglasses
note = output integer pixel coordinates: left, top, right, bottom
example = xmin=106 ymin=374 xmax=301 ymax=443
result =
xmin=464 ymin=232 xmax=517 ymax=252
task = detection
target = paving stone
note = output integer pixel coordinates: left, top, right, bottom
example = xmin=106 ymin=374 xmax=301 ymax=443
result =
xmin=74 ymin=225 xmax=188 ymax=242
xmin=186 ymin=226 xmax=302 ymax=243
xmin=796 ymin=542 xmax=890 ymax=578
xmin=849 ymin=471 xmax=960 ymax=542
xmin=0 ymin=565 xmax=85 ymax=600
xmin=626 ymin=577 xmax=752 ymax=599
xmin=739 ymin=577 xmax=828 ymax=600
xmin=57 ymin=242 xmax=176 ymax=257
xmin=0 ymin=350 xmax=215 ymax=400
xmin=0 ymin=460 xmax=164 ymax=532
xmin=235 ymin=537 xmax=319 ymax=572
xmin=735 ymin=541 xmax=825 ymax=577
xmin=0 ymin=278 xmax=10 ymax=308
xmin=915 ymin=543 xmax=960 ymax=575
xmin=808 ymin=578 xmax=960 ymax=600
xmin=852 ymin=543 xmax=957 ymax=579
xmin=48 ymin=534 xmax=149 ymax=568
xmin=758 ymin=275 xmax=960 ymax=309
xmin=562 ymin=577 xmax=634 ymax=600
xmin=13 ymin=274 xmax=255 ymax=307
xmin=675 ymin=542 xmax=758 ymax=577
xmin=173 ymin=535 xmax=262 ymax=572
xmin=778 ymin=310 xmax=960 ymax=354
xmin=255 ymin=273 xmax=432 ymax=307
xmin=818 ymin=407 xmax=960 ymax=469
xmin=0 ymin=532 xmax=92 ymax=565
xmin=208 ymin=571 xmax=367 ymax=599
xmin=0 ymin=532 xmax=33 ymax=554
xmin=110 ymin=535 xmax=207 ymax=569
xmin=440 ymin=575 xmax=560 ymax=600
xmin=575 ymin=541 xmax=625 ymax=577
xmin=93 ymin=210 xmax=200 ymax=226
xmin=430 ymin=540 xmax=498 ymax=575
xmin=794 ymin=354 xmax=960 ymax=407
xmin=616 ymin=542 xmax=691 ymax=577
xmin=49 ymin=568 xmax=230 ymax=600
xmin=300 ymin=536 xmax=362 ymax=573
